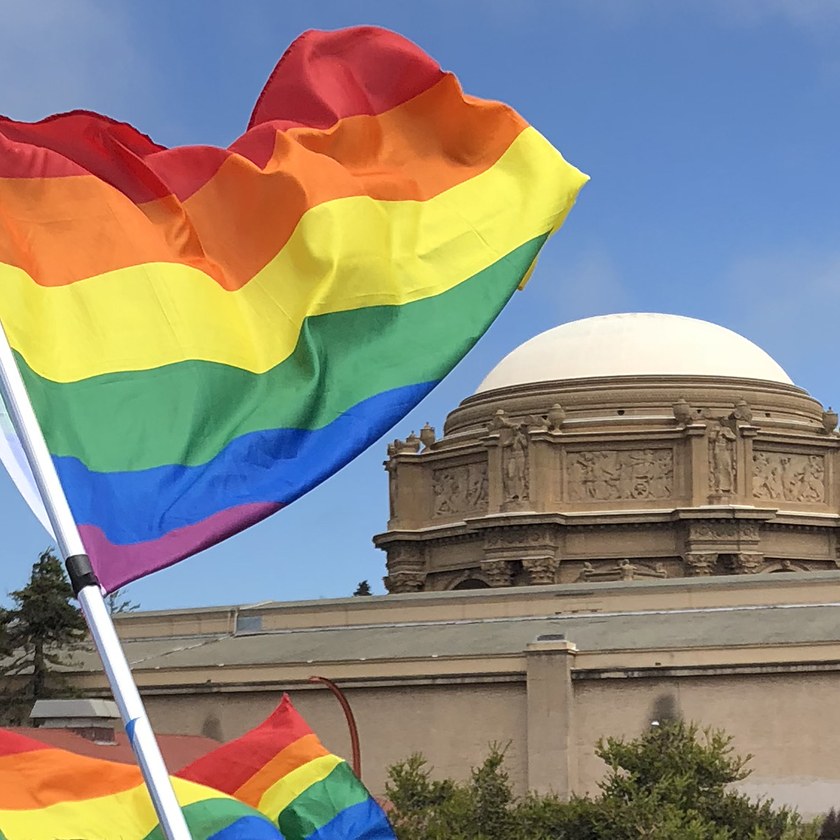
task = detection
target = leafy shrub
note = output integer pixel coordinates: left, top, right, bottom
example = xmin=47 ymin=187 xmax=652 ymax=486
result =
xmin=385 ymin=721 xmax=821 ymax=840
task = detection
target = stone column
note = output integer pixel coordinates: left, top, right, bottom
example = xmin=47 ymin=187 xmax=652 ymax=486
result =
xmin=528 ymin=436 xmax=554 ymax=514
xmin=684 ymin=552 xmax=716 ymax=576
xmin=384 ymin=543 xmax=427 ymax=593
xmin=480 ymin=558 xmax=514 ymax=587
xmin=522 ymin=555 xmax=559 ymax=586
xmin=686 ymin=424 xmax=709 ymax=506
xmin=738 ymin=426 xmax=758 ymax=504
xmin=526 ymin=636 xmax=577 ymax=798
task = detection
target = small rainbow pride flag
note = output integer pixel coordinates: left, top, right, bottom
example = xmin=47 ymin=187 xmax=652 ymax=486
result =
xmin=0 ymin=26 xmax=586 ymax=591
xmin=180 ymin=695 xmax=394 ymax=839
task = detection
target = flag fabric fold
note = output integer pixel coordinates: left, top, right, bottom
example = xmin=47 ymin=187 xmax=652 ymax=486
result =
xmin=0 ymin=395 xmax=52 ymax=537
xmin=0 ymin=25 xmax=587 ymax=591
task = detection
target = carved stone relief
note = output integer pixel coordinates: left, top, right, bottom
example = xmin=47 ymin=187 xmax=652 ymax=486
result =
xmin=688 ymin=521 xmax=759 ymax=542
xmin=522 ymin=556 xmax=559 ymax=586
xmin=578 ymin=559 xmax=668 ymax=582
xmin=752 ymin=451 xmax=825 ymax=503
xmin=385 ymin=459 xmax=398 ymax=519
xmin=709 ymin=422 xmax=737 ymax=495
xmin=732 ymin=399 xmax=753 ymax=424
xmin=433 ymin=462 xmax=489 ymax=517
xmin=385 ymin=570 xmax=426 ymax=593
xmin=764 ymin=560 xmax=810 ymax=573
xmin=480 ymin=558 xmax=514 ymax=587
xmin=387 ymin=433 xmax=421 ymax=456
xmin=567 ymin=449 xmax=673 ymax=502
xmin=684 ymin=553 xmax=716 ymax=576
xmin=682 ymin=519 xmax=764 ymax=575
xmin=528 ymin=404 xmax=566 ymax=432
xmin=483 ymin=525 xmax=558 ymax=551
xmin=730 ymin=553 xmax=763 ymax=574
xmin=384 ymin=543 xmax=426 ymax=594
xmin=501 ymin=426 xmax=529 ymax=502
xmin=492 ymin=411 xmax=530 ymax=503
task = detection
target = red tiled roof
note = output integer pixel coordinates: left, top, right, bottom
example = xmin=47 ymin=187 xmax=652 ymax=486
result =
xmin=9 ymin=727 xmax=219 ymax=772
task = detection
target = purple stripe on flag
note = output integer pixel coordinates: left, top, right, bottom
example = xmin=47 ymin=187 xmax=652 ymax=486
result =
xmin=79 ymin=501 xmax=282 ymax=592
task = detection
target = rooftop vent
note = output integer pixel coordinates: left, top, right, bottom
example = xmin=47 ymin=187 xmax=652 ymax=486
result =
xmin=30 ymin=698 xmax=120 ymax=744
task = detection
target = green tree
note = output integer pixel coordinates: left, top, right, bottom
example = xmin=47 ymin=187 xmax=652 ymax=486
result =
xmin=386 ymin=748 xmax=513 ymax=840
xmin=353 ymin=580 xmax=373 ymax=596
xmin=0 ymin=549 xmax=86 ymax=723
xmin=385 ymin=721 xmax=820 ymax=840
xmin=106 ymin=587 xmax=140 ymax=615
xmin=820 ymin=809 xmax=840 ymax=839
xmin=572 ymin=721 xmax=817 ymax=839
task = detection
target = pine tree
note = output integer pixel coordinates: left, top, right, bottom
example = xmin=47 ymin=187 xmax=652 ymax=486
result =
xmin=0 ymin=550 xmax=86 ymax=723
xmin=353 ymin=580 xmax=373 ymax=596
xmin=820 ymin=808 xmax=840 ymax=839
xmin=106 ymin=587 xmax=141 ymax=615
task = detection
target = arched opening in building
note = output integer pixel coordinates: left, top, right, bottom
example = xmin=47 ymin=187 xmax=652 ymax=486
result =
xmin=451 ymin=578 xmax=490 ymax=591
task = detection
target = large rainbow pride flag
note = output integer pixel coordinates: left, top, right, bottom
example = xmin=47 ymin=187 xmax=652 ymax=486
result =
xmin=0 ymin=695 xmax=392 ymax=839
xmin=0 ymin=26 xmax=587 ymax=591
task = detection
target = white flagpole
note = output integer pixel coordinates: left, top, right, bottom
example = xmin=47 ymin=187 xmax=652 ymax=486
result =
xmin=0 ymin=322 xmax=192 ymax=840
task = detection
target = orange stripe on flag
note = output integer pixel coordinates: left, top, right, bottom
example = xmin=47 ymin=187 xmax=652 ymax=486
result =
xmin=234 ymin=733 xmax=329 ymax=806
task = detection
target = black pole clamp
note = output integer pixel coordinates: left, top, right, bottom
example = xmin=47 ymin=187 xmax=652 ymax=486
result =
xmin=65 ymin=554 xmax=100 ymax=596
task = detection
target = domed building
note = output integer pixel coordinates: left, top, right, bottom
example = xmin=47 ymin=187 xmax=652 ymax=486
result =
xmin=376 ymin=313 xmax=840 ymax=591
xmin=62 ymin=313 xmax=840 ymax=820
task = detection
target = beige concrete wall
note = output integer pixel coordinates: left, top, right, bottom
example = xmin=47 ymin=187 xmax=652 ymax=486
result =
xmin=113 ymin=573 xmax=840 ymax=640
xmin=138 ymin=666 xmax=840 ymax=812
xmin=573 ymin=672 xmax=840 ymax=817
xmin=104 ymin=579 xmax=840 ymax=815
xmin=143 ymin=681 xmax=528 ymax=797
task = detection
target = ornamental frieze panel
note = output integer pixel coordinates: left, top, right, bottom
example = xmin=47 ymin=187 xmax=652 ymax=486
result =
xmin=578 ymin=558 xmax=668 ymax=582
xmin=432 ymin=462 xmax=488 ymax=517
xmin=483 ymin=525 xmax=559 ymax=551
xmin=687 ymin=521 xmax=760 ymax=542
xmin=385 ymin=541 xmax=426 ymax=570
xmin=567 ymin=448 xmax=673 ymax=502
xmin=752 ymin=451 xmax=825 ymax=503
xmin=682 ymin=551 xmax=764 ymax=577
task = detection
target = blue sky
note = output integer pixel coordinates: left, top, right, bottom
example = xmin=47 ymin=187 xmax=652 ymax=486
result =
xmin=1 ymin=0 xmax=839 ymax=609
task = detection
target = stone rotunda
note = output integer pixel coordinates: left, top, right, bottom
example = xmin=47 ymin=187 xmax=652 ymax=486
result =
xmin=375 ymin=313 xmax=840 ymax=593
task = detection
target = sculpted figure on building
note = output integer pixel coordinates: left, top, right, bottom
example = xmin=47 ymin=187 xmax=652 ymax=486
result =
xmin=710 ymin=421 xmax=737 ymax=495
xmin=493 ymin=410 xmax=530 ymax=503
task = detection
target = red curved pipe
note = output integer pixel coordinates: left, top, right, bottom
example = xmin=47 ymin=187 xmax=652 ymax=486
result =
xmin=308 ymin=675 xmax=361 ymax=779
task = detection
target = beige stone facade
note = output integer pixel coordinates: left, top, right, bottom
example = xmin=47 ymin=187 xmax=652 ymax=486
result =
xmin=64 ymin=573 xmax=840 ymax=817
xmin=62 ymin=314 xmax=840 ymax=819
xmin=376 ymin=324 xmax=840 ymax=593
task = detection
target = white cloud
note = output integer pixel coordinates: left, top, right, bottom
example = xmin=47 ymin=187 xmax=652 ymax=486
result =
xmin=715 ymin=0 xmax=840 ymax=29
xmin=563 ymin=0 xmax=840 ymax=32
xmin=0 ymin=1 xmax=147 ymax=122
xmin=538 ymin=247 xmax=634 ymax=320
xmin=721 ymin=246 xmax=840 ymax=402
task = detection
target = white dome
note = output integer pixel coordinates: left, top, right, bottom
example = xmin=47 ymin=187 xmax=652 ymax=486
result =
xmin=476 ymin=313 xmax=792 ymax=393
